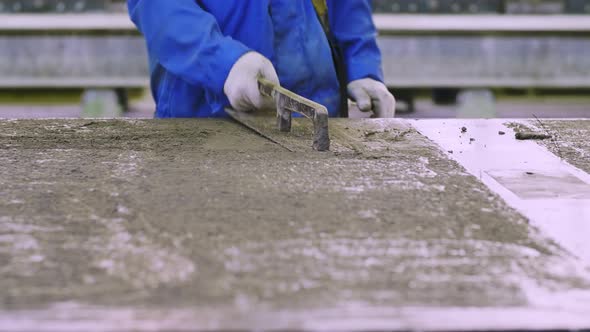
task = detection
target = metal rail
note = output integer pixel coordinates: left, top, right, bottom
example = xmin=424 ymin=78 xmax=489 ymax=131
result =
xmin=2 ymin=13 xmax=590 ymax=91
xmin=0 ymin=13 xmax=136 ymax=32
xmin=374 ymin=14 xmax=590 ymax=33
xmin=2 ymin=13 xmax=589 ymax=33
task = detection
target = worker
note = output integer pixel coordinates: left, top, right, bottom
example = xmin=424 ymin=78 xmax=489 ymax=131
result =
xmin=127 ymin=1 xmax=395 ymax=118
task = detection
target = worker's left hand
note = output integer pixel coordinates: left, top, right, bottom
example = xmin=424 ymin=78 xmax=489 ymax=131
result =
xmin=347 ymin=78 xmax=396 ymax=118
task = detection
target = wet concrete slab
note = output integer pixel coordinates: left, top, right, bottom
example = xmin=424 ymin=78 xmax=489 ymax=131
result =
xmin=0 ymin=119 xmax=590 ymax=331
xmin=413 ymin=118 xmax=590 ymax=264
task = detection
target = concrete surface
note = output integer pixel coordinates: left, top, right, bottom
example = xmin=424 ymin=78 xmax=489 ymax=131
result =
xmin=531 ymin=119 xmax=590 ymax=175
xmin=414 ymin=119 xmax=590 ymax=266
xmin=1 ymin=118 xmax=590 ymax=331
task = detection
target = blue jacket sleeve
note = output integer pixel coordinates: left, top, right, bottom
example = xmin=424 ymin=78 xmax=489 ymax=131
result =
xmin=326 ymin=0 xmax=384 ymax=83
xmin=127 ymin=0 xmax=251 ymax=96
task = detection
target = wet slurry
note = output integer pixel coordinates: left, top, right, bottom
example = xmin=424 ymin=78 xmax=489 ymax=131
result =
xmin=0 ymin=119 xmax=589 ymax=330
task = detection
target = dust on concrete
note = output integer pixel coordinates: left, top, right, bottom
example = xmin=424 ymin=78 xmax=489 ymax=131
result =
xmin=518 ymin=120 xmax=590 ymax=174
xmin=0 ymin=119 xmax=589 ymax=327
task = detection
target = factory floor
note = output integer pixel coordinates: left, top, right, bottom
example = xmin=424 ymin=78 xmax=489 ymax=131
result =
xmin=0 ymin=115 xmax=589 ymax=331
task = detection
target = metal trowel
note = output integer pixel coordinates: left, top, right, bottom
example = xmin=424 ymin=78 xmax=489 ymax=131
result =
xmin=225 ymin=77 xmax=330 ymax=151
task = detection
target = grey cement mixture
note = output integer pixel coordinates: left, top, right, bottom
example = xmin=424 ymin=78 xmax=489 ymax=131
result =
xmin=0 ymin=119 xmax=589 ymax=330
xmin=527 ymin=119 xmax=590 ymax=175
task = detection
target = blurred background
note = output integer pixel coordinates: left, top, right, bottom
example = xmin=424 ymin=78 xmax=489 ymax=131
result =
xmin=0 ymin=0 xmax=589 ymax=119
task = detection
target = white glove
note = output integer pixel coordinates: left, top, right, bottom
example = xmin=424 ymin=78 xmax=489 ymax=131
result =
xmin=348 ymin=78 xmax=396 ymax=118
xmin=223 ymin=52 xmax=280 ymax=112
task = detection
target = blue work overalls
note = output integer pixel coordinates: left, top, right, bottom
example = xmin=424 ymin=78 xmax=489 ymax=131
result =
xmin=127 ymin=0 xmax=383 ymax=118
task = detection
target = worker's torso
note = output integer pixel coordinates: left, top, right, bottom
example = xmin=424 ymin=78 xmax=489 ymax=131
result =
xmin=153 ymin=0 xmax=340 ymax=118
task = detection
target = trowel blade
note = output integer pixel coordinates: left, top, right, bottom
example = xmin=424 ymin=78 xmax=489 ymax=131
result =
xmin=225 ymin=108 xmax=295 ymax=152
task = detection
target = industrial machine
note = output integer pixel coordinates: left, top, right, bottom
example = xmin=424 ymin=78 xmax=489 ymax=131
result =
xmin=0 ymin=0 xmax=145 ymax=116
xmin=373 ymin=0 xmax=590 ymax=14
xmin=372 ymin=0 xmax=590 ymax=110
xmin=0 ymin=0 xmax=131 ymax=12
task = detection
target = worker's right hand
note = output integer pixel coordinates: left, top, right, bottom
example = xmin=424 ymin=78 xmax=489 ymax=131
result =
xmin=223 ymin=52 xmax=280 ymax=112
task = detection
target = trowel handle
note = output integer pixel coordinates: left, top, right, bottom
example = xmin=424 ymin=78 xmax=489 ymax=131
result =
xmin=258 ymin=77 xmax=277 ymax=98
xmin=258 ymin=77 xmax=291 ymax=133
xmin=257 ymin=76 xmax=330 ymax=151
